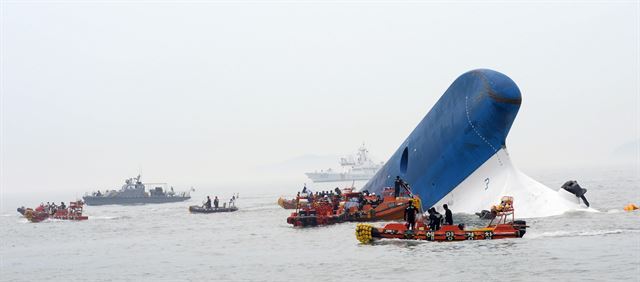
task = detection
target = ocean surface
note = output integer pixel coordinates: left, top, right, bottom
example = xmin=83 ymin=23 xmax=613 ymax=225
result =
xmin=1 ymin=166 xmax=639 ymax=281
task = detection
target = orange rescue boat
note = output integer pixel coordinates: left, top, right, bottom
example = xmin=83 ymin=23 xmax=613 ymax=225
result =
xmin=356 ymin=196 xmax=527 ymax=243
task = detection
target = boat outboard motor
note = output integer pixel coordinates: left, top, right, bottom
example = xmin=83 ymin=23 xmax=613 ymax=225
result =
xmin=513 ymin=220 xmax=528 ymax=237
xmin=561 ymin=180 xmax=590 ymax=207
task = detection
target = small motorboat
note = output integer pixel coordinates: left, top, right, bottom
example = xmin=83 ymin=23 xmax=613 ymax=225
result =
xmin=356 ymin=196 xmax=528 ymax=243
xmin=18 ymin=201 xmax=88 ymax=223
xmin=189 ymin=205 xmax=238 ymax=213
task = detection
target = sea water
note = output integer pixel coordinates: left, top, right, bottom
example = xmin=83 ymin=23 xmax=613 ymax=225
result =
xmin=1 ymin=166 xmax=638 ymax=281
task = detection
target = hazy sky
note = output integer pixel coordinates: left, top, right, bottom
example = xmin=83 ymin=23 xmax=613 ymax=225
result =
xmin=1 ymin=1 xmax=638 ymax=195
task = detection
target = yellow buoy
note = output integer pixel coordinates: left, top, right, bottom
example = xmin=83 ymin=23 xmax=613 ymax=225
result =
xmin=624 ymin=204 xmax=638 ymax=211
xmin=355 ymin=224 xmax=374 ymax=244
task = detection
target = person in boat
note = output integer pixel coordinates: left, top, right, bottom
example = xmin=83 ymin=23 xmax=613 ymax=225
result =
xmin=404 ymin=200 xmax=419 ymax=231
xmin=434 ymin=208 xmax=443 ymax=230
xmin=426 ymin=208 xmax=434 ymax=230
xmin=59 ymin=202 xmax=66 ymax=210
xmin=204 ymin=196 xmax=212 ymax=209
xmin=394 ymin=176 xmax=403 ymax=198
xmin=302 ymin=184 xmax=308 ymax=194
xmin=428 ymin=208 xmax=441 ymax=231
xmin=49 ymin=201 xmax=58 ymax=215
xmin=443 ymin=204 xmax=453 ymax=225
xmin=334 ymin=187 xmax=342 ymax=197
xmin=96 ymin=190 xmax=102 ymax=196
xmin=214 ymin=196 xmax=219 ymax=209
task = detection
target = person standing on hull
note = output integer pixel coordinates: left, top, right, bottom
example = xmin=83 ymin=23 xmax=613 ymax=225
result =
xmin=443 ymin=204 xmax=453 ymax=225
xmin=214 ymin=196 xmax=219 ymax=209
xmin=404 ymin=200 xmax=419 ymax=231
xmin=394 ymin=176 xmax=403 ymax=198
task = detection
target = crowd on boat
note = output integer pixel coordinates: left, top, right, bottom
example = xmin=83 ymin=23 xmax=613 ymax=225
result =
xmin=35 ymin=201 xmax=70 ymax=216
xmin=17 ymin=200 xmax=89 ymax=223
xmin=283 ymin=176 xmax=422 ymax=227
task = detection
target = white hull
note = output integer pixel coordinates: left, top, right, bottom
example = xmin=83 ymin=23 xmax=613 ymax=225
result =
xmin=434 ymin=148 xmax=591 ymax=218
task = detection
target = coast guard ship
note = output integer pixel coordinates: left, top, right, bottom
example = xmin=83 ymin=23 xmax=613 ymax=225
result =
xmin=83 ymin=175 xmax=192 ymax=206
xmin=305 ymin=144 xmax=383 ymax=182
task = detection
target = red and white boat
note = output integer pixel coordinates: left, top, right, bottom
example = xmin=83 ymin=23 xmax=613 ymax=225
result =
xmin=17 ymin=201 xmax=89 ymax=223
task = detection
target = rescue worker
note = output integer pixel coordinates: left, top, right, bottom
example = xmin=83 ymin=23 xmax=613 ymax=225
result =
xmin=213 ymin=196 xmax=219 ymax=209
xmin=49 ymin=202 xmax=57 ymax=215
xmin=404 ymin=200 xmax=419 ymax=231
xmin=428 ymin=208 xmax=440 ymax=231
xmin=394 ymin=176 xmax=402 ymax=198
xmin=433 ymin=208 xmax=443 ymax=230
xmin=443 ymin=204 xmax=453 ymax=225
xmin=204 ymin=196 xmax=212 ymax=209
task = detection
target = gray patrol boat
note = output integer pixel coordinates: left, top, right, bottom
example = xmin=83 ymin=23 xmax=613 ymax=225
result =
xmin=83 ymin=175 xmax=192 ymax=206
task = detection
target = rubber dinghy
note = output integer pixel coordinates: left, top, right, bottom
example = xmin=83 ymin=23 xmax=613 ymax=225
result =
xmin=189 ymin=206 xmax=238 ymax=213
xmin=361 ymin=69 xmax=590 ymax=218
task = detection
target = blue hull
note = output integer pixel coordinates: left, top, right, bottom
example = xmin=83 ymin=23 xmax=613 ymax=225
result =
xmin=362 ymin=69 xmax=521 ymax=208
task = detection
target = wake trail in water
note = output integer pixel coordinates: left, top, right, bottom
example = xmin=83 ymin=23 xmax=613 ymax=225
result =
xmin=527 ymin=229 xmax=640 ymax=239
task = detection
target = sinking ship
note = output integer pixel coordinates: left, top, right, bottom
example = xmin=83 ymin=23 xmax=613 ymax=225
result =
xmin=83 ymin=175 xmax=192 ymax=206
xmin=362 ymin=69 xmax=589 ymax=218
xmin=305 ymin=144 xmax=383 ymax=182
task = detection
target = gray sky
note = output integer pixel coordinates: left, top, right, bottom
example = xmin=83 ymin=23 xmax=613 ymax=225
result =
xmin=1 ymin=1 xmax=638 ymax=195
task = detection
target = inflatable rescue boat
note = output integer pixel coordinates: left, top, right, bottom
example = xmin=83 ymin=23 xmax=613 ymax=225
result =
xmin=189 ymin=205 xmax=238 ymax=213
xmin=356 ymin=196 xmax=527 ymax=243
